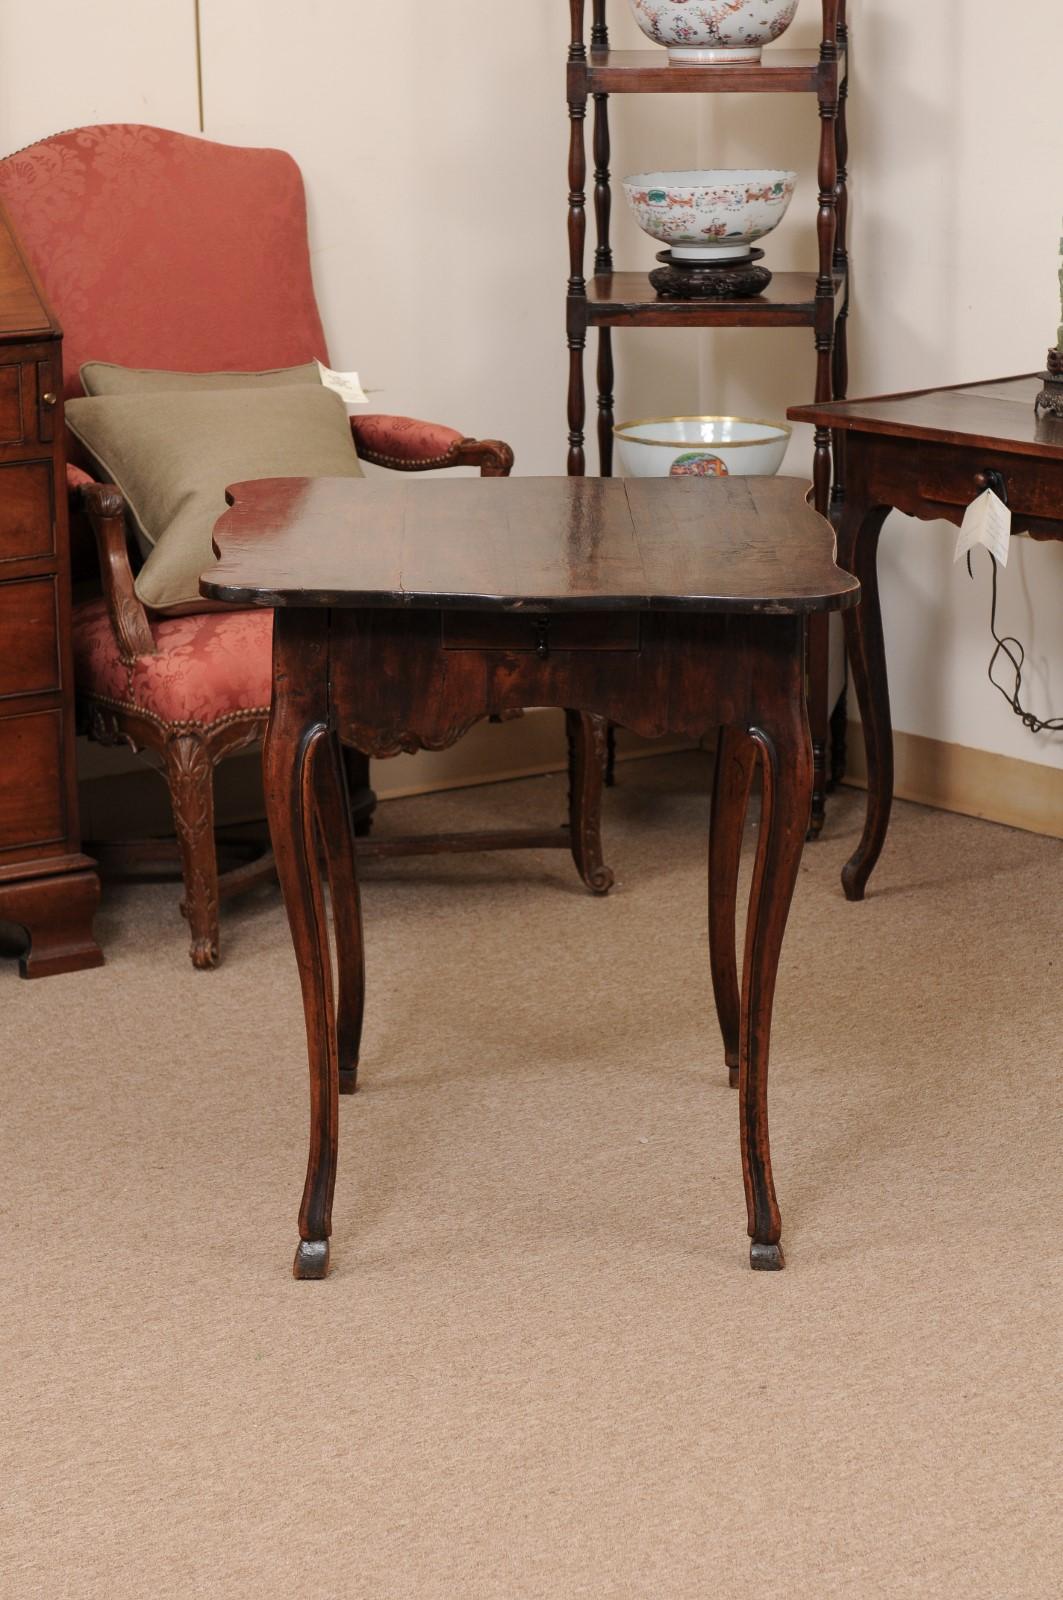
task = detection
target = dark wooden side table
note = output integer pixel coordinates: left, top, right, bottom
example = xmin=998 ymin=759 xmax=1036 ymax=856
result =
xmin=791 ymin=375 xmax=1063 ymax=900
xmin=203 ymin=475 xmax=857 ymax=1277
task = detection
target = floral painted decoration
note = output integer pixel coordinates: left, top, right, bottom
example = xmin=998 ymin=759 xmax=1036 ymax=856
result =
xmin=629 ymin=0 xmax=800 ymax=53
xmin=623 ymin=172 xmax=796 ymax=254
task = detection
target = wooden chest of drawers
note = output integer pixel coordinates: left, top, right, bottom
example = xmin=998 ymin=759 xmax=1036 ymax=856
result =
xmin=0 ymin=200 xmax=102 ymax=976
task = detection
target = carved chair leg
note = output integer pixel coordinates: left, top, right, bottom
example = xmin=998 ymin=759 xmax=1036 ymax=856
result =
xmin=708 ymin=725 xmax=757 ymax=1089
xmin=166 ymin=732 xmax=221 ymax=970
xmin=565 ymin=710 xmax=614 ymax=894
xmin=316 ymin=739 xmax=365 ymax=1096
xmin=739 ymin=700 xmax=812 ymax=1273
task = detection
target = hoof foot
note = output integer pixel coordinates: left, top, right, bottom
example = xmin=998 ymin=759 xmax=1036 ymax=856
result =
xmin=293 ymin=1238 xmax=330 ymax=1279
xmin=750 ymin=1241 xmax=785 ymax=1272
xmin=728 ymin=1063 xmax=740 ymax=1090
xmin=841 ymin=861 xmax=867 ymax=903
xmin=339 ymin=1066 xmax=359 ymax=1096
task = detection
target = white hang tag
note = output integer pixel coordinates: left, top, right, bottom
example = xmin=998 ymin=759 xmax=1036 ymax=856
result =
xmin=954 ymin=488 xmax=1012 ymax=569
xmin=316 ymin=360 xmax=369 ymax=405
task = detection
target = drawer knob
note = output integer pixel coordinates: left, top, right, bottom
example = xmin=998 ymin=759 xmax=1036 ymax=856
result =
xmin=41 ymin=391 xmax=57 ymax=408
xmin=974 ymin=467 xmax=1008 ymax=504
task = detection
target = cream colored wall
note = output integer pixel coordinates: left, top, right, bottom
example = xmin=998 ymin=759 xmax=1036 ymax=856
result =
xmin=0 ymin=1 xmax=198 ymax=149
xmin=3 ymin=0 xmax=1062 ymax=802
xmin=698 ymin=0 xmax=1063 ymax=774
xmin=198 ymin=1 xmax=699 ymax=472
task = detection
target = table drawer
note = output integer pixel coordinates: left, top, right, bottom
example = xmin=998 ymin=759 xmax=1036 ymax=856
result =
xmin=0 ymin=577 xmax=60 ymax=699
xmin=0 ymin=708 xmax=65 ymax=851
xmin=915 ymin=443 xmax=1063 ymax=521
xmin=443 ymin=611 xmax=641 ymax=655
xmin=0 ymin=461 xmax=54 ymax=563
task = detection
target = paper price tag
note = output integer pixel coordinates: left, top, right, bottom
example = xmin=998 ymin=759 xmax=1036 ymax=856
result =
xmin=316 ymin=360 xmax=369 ymax=405
xmin=954 ymin=488 xmax=1012 ymax=568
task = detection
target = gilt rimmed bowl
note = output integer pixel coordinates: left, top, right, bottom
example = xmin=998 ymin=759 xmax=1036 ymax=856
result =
xmin=628 ymin=0 xmax=800 ymax=64
xmin=623 ymin=169 xmax=796 ymax=263
xmin=613 ymin=416 xmax=792 ymax=479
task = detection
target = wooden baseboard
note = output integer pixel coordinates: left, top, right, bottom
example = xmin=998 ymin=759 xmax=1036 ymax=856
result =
xmin=845 ymin=721 xmax=1063 ymax=840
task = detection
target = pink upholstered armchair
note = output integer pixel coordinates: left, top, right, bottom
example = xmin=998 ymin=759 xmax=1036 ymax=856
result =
xmin=0 ymin=126 xmax=600 ymax=968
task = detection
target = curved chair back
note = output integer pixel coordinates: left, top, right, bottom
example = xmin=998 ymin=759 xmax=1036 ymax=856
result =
xmin=0 ymin=124 xmax=328 ymax=397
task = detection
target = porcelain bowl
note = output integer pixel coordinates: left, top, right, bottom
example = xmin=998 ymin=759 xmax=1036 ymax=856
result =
xmin=628 ymin=0 xmax=800 ymax=63
xmin=623 ymin=169 xmax=796 ymax=263
xmin=613 ymin=416 xmax=792 ymax=479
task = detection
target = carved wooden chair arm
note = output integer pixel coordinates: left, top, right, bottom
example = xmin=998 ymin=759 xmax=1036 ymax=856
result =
xmin=77 ymin=479 xmax=157 ymax=659
xmin=350 ymin=414 xmax=514 ymax=477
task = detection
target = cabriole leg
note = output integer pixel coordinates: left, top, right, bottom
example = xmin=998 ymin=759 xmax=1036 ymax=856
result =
xmin=264 ymin=687 xmax=339 ymax=1281
xmin=838 ymin=498 xmax=893 ymax=902
xmin=739 ymin=692 xmax=813 ymax=1272
xmin=317 ymin=738 xmax=365 ymax=1096
xmin=708 ymin=725 xmax=757 ymax=1089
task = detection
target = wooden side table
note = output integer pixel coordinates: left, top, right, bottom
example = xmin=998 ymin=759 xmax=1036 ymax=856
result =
xmin=204 ymin=475 xmax=858 ymax=1277
xmin=790 ymin=374 xmax=1063 ymax=900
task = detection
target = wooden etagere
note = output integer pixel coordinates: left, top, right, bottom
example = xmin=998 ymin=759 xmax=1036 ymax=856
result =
xmin=565 ymin=0 xmax=851 ymax=828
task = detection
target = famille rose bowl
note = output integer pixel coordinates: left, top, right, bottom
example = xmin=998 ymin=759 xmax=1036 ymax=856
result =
xmin=628 ymin=0 xmax=800 ymax=64
xmin=623 ymin=170 xmax=796 ymax=263
xmin=613 ymin=417 xmax=791 ymax=479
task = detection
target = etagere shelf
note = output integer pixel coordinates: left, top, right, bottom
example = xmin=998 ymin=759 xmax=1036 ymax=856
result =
xmin=565 ymin=0 xmax=851 ymax=829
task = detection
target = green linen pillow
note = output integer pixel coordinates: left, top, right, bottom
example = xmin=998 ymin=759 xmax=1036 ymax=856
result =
xmin=66 ymin=384 xmax=363 ymax=614
xmin=79 ymin=359 xmax=324 ymax=396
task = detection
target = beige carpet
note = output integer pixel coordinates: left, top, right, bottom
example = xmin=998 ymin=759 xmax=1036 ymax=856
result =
xmin=1 ymin=754 xmax=1060 ymax=1599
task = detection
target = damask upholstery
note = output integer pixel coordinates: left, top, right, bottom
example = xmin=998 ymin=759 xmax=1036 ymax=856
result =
xmin=0 ymin=125 xmax=493 ymax=475
xmin=351 ymin=413 xmax=464 ymax=468
xmin=0 ymin=125 xmax=326 ymax=398
xmin=72 ymin=597 xmax=272 ymax=729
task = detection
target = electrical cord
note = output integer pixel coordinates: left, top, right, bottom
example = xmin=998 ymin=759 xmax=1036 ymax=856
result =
xmin=966 ymin=549 xmax=1063 ymax=734
xmin=964 ymin=468 xmax=1063 ymax=734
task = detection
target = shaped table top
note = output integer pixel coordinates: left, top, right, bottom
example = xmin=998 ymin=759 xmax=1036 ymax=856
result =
xmin=790 ymin=374 xmax=1063 ymax=460
xmin=203 ymin=476 xmax=858 ymax=617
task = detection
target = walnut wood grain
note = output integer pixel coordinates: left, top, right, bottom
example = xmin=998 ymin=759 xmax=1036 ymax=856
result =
xmin=709 ymin=724 xmax=757 ymax=1089
xmin=241 ymin=473 xmax=856 ymax=1276
xmin=790 ymin=375 xmax=1063 ymax=458
xmin=206 ymin=476 xmax=858 ymax=617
